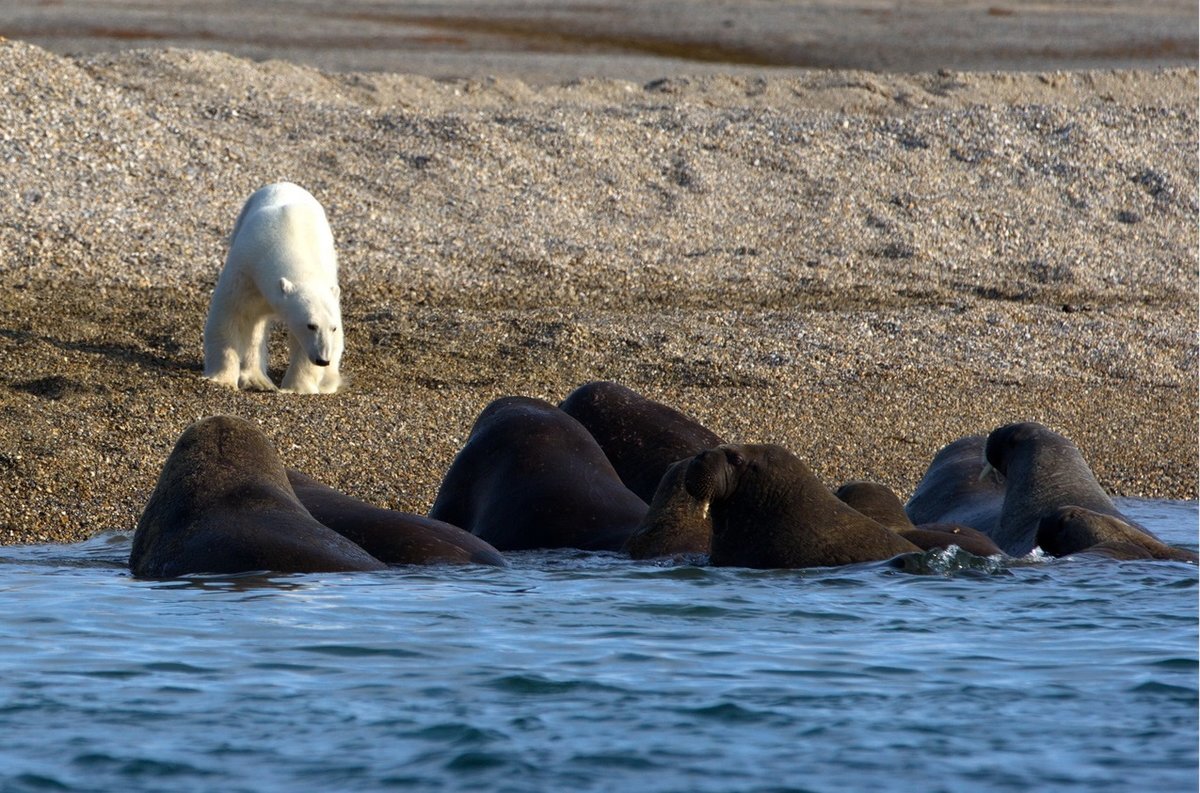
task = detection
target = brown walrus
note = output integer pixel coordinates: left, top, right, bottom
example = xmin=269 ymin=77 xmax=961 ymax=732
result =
xmin=623 ymin=457 xmax=713 ymax=560
xmin=287 ymin=470 xmax=507 ymax=567
xmin=559 ymin=381 xmax=724 ymax=503
xmin=982 ymin=421 xmax=1153 ymax=556
xmin=130 ymin=416 xmax=386 ymax=578
xmin=429 ymin=396 xmax=648 ymax=551
xmin=835 ymin=480 xmax=1004 ymax=557
xmin=905 ymin=435 xmax=1005 ymax=536
xmin=685 ymin=444 xmax=921 ymax=569
xmin=1036 ymin=505 xmax=1196 ymax=562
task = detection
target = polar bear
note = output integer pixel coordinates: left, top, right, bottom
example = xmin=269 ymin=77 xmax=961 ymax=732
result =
xmin=203 ymin=182 xmax=344 ymax=394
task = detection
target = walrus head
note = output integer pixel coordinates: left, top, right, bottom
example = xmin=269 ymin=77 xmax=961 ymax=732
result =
xmin=834 ymin=480 xmax=912 ymax=531
xmin=1036 ymin=504 xmax=1175 ymax=559
xmin=1036 ymin=505 xmax=1095 ymax=556
xmin=685 ymin=445 xmax=748 ymax=503
xmin=979 ymin=420 xmax=1062 ymax=483
xmin=684 ymin=443 xmax=808 ymax=508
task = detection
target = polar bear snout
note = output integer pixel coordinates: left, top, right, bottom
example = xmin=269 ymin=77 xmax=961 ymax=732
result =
xmin=306 ymin=326 xmax=341 ymax=368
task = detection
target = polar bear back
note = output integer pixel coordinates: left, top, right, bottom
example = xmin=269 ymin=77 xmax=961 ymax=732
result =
xmin=228 ymin=182 xmax=338 ymax=293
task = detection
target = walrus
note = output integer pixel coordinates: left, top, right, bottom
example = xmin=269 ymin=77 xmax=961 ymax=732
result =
xmin=835 ymin=480 xmax=1005 ymax=557
xmin=429 ymin=396 xmax=649 ymax=551
xmin=286 ymin=470 xmax=507 ymax=567
xmin=1036 ymin=505 xmax=1196 ymax=562
xmin=905 ymin=435 xmax=1005 ymax=534
xmin=982 ymin=421 xmax=1154 ymax=556
xmin=1069 ymin=541 xmax=1155 ymax=561
xmin=623 ymin=457 xmax=713 ymax=560
xmin=685 ymin=444 xmax=921 ymax=569
xmin=130 ymin=416 xmax=387 ymax=578
xmin=559 ymin=380 xmax=724 ymax=503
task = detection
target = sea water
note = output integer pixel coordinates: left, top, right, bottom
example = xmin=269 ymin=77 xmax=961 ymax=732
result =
xmin=0 ymin=498 xmax=1195 ymax=793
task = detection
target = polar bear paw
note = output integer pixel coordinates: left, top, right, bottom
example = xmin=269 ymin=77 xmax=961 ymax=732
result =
xmin=237 ymin=371 xmax=278 ymax=392
xmin=201 ymin=371 xmax=239 ymax=390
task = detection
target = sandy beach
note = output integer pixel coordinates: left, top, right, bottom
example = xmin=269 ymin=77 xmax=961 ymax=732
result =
xmin=0 ymin=2 xmax=1196 ymax=545
xmin=1 ymin=0 xmax=1196 ymax=81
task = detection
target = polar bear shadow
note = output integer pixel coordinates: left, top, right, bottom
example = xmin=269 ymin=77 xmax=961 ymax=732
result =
xmin=202 ymin=182 xmax=344 ymax=395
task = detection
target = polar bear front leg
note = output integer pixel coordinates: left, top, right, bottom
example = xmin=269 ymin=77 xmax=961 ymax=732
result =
xmin=281 ymin=333 xmax=323 ymax=394
xmin=238 ymin=318 xmax=278 ymax=392
xmin=317 ymin=359 xmax=342 ymax=395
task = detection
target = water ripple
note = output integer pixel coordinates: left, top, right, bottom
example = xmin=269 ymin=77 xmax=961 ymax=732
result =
xmin=295 ymin=644 xmax=426 ymax=659
xmin=0 ymin=501 xmax=1193 ymax=793
xmin=486 ymin=673 xmax=627 ymax=696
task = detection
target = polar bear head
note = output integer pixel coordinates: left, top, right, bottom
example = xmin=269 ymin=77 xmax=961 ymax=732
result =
xmin=280 ymin=278 xmax=343 ymax=367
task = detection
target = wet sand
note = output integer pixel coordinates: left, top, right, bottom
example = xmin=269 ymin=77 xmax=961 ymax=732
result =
xmin=0 ymin=4 xmax=1195 ymax=545
xmin=0 ymin=0 xmax=1195 ymax=82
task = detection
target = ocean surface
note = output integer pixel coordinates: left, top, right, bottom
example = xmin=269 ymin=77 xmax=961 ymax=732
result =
xmin=0 ymin=498 xmax=1195 ymax=793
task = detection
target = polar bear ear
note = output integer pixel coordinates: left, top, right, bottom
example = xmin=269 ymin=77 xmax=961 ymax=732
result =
xmin=279 ymin=277 xmax=296 ymax=295
xmin=330 ymin=284 xmax=341 ymax=300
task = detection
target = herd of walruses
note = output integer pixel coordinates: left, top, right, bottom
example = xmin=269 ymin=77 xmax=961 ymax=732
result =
xmin=128 ymin=381 xmax=1197 ymax=577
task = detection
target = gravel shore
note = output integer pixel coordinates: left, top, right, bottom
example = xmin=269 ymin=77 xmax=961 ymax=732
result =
xmin=0 ymin=38 xmax=1195 ymax=545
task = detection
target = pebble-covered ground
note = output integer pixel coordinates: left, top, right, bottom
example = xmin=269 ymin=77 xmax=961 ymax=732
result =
xmin=0 ymin=39 xmax=1195 ymax=544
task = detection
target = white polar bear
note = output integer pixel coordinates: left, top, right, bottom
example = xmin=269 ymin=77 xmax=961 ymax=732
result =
xmin=203 ymin=182 xmax=344 ymax=394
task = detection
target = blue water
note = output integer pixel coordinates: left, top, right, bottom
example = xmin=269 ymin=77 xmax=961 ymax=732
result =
xmin=0 ymin=498 xmax=1195 ymax=793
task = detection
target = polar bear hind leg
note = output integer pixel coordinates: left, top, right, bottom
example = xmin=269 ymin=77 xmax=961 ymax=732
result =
xmin=201 ymin=343 xmax=240 ymax=389
xmin=203 ymin=269 xmax=278 ymax=391
xmin=202 ymin=304 xmax=244 ymax=390
xmin=237 ymin=318 xmax=277 ymax=391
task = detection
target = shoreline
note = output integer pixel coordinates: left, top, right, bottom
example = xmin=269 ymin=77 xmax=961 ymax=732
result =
xmin=1 ymin=276 xmax=1194 ymax=547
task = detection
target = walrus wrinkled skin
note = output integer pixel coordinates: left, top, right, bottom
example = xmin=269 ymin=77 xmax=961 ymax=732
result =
xmin=1037 ymin=505 xmax=1196 ymax=562
xmin=624 ymin=458 xmax=713 ymax=560
xmin=835 ymin=480 xmax=1004 ymax=557
xmin=559 ymin=381 xmax=725 ymax=504
xmin=429 ymin=396 xmax=649 ymax=551
xmin=983 ymin=421 xmax=1154 ymax=556
xmin=130 ymin=416 xmax=387 ymax=578
xmin=685 ymin=444 xmax=921 ymax=569
xmin=905 ymin=435 xmax=1005 ymax=535
xmin=287 ymin=470 xmax=507 ymax=567
xmin=1068 ymin=541 xmax=1156 ymax=561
